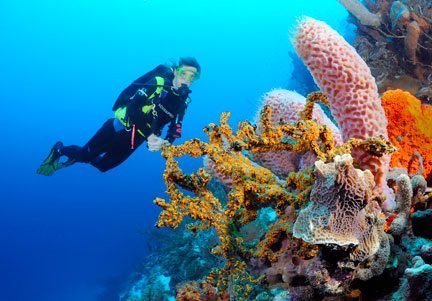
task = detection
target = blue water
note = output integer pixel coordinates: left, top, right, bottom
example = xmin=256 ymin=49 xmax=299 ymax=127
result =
xmin=0 ymin=1 xmax=353 ymax=300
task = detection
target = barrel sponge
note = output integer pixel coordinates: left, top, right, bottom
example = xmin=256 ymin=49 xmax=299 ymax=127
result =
xmin=293 ymin=17 xmax=390 ymax=195
xmin=293 ymin=154 xmax=382 ymax=261
xmin=381 ymin=89 xmax=432 ymax=182
xmin=250 ymin=89 xmax=342 ymax=178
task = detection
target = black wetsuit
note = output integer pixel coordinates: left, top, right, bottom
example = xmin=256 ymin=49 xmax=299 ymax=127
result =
xmin=60 ymin=68 xmax=190 ymax=172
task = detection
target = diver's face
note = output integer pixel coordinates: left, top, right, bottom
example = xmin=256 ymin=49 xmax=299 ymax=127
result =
xmin=173 ymin=66 xmax=199 ymax=89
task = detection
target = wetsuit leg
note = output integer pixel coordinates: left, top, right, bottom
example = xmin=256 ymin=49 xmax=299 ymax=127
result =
xmin=90 ymin=131 xmax=145 ymax=172
xmin=61 ymin=118 xmax=117 ymax=163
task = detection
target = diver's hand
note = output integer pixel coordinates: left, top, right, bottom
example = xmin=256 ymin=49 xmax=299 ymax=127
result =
xmin=177 ymin=84 xmax=192 ymax=98
xmin=147 ymin=134 xmax=170 ymax=152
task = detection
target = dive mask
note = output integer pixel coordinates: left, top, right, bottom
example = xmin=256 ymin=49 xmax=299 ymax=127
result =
xmin=176 ymin=67 xmax=200 ymax=82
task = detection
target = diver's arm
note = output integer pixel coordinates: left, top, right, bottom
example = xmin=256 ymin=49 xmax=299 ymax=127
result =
xmin=164 ymin=99 xmax=188 ymax=143
xmin=165 ymin=120 xmax=182 ymax=143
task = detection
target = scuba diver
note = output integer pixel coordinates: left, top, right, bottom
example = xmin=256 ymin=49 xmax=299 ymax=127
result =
xmin=37 ymin=57 xmax=201 ymax=176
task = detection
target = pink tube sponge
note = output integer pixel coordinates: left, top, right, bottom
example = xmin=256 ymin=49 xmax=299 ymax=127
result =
xmin=293 ymin=17 xmax=390 ymax=196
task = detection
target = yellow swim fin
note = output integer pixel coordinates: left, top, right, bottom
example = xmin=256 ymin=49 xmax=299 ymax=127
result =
xmin=36 ymin=142 xmax=63 ymax=176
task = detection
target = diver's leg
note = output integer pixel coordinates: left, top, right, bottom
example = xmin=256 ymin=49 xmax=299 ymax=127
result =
xmin=90 ymin=148 xmax=134 ymax=172
xmin=90 ymin=130 xmax=145 ymax=172
xmin=37 ymin=119 xmax=123 ymax=175
xmin=60 ymin=118 xmax=117 ymax=163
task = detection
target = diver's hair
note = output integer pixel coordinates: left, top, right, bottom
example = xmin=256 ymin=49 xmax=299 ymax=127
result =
xmin=177 ymin=57 xmax=201 ymax=74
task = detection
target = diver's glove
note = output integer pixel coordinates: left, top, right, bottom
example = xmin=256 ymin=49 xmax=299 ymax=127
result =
xmin=177 ymin=84 xmax=191 ymax=99
xmin=147 ymin=134 xmax=170 ymax=152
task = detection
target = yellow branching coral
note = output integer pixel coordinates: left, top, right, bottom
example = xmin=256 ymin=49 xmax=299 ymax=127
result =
xmin=205 ymin=259 xmax=265 ymax=300
xmin=256 ymin=210 xmax=318 ymax=263
xmin=299 ymin=91 xmax=331 ymax=120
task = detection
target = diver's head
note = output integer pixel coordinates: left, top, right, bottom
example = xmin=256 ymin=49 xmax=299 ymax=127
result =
xmin=172 ymin=57 xmax=201 ymax=89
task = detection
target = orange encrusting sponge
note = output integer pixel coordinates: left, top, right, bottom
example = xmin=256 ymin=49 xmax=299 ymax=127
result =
xmin=381 ymin=89 xmax=432 ymax=181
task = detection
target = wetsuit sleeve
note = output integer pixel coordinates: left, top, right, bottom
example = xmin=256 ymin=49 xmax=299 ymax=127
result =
xmin=164 ymin=99 xmax=188 ymax=143
xmin=165 ymin=120 xmax=182 ymax=143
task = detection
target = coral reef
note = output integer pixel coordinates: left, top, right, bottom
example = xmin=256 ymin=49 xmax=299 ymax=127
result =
xmin=293 ymin=17 xmax=392 ymax=198
xmin=152 ymin=98 xmax=393 ymax=299
xmin=119 ymin=226 xmax=222 ymax=301
xmin=338 ymin=0 xmax=382 ymax=26
xmin=412 ymin=209 xmax=432 ymax=238
xmin=122 ymin=15 xmax=432 ymax=301
xmin=381 ymin=89 xmax=432 ymax=182
xmin=249 ymin=89 xmax=342 ymax=178
xmin=343 ymin=0 xmax=432 ymax=103
xmin=126 ymin=92 xmax=431 ymax=300
xmin=391 ymin=256 xmax=432 ymax=300
xmin=355 ymin=225 xmax=391 ymax=281
xmin=121 ymin=273 xmax=172 ymax=301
